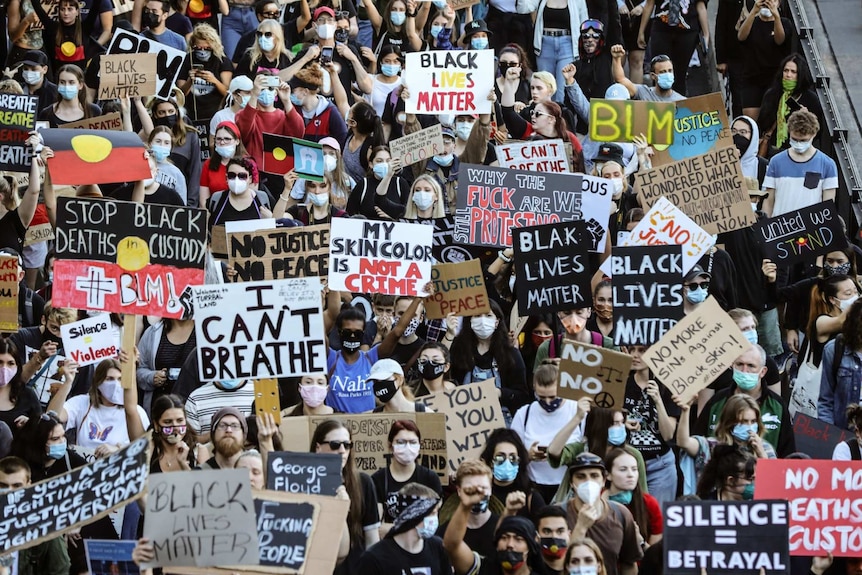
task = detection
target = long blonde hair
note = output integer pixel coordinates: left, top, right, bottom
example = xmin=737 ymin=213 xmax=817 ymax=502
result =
xmin=249 ymin=19 xmax=290 ymax=68
xmin=403 ymin=175 xmax=445 ymax=219
xmin=189 ymin=23 xmax=226 ymax=60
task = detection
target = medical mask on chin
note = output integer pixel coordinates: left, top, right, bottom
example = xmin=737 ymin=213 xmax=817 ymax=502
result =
xmin=300 ymin=384 xmax=328 ymax=407
xmin=412 ymin=190 xmax=435 ymax=211
xmin=576 ymin=480 xmax=601 ymax=505
xmin=324 ymin=155 xmax=338 ymax=173
xmin=471 ymin=316 xmax=496 ymax=339
xmin=317 ymin=23 xmax=335 ymax=39
xmin=608 ymin=490 xmax=633 ymax=504
xmin=228 ymin=178 xmax=248 ymax=195
xmin=656 ymin=72 xmax=674 ymax=90
xmin=416 ymin=515 xmax=438 ymax=539
xmin=98 ymin=379 xmax=125 ymax=404
xmin=840 ymin=294 xmax=860 ymax=311
xmin=789 ymin=138 xmax=812 ymax=154
xmin=309 ymin=192 xmax=329 ymax=207
xmin=732 ymin=368 xmax=760 ymax=391
xmin=685 ymin=286 xmax=707 ymax=304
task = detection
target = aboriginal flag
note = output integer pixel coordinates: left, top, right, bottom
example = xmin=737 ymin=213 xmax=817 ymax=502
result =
xmin=262 ymin=132 xmax=294 ymax=175
xmin=40 ymin=128 xmax=150 ymax=185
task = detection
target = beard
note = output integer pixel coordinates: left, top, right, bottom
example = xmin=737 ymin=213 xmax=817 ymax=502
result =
xmin=216 ymin=436 xmax=243 ymax=458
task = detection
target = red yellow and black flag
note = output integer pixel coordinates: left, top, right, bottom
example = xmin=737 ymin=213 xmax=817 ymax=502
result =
xmin=262 ymin=132 xmax=294 ymax=175
xmin=40 ymin=128 xmax=150 ymax=185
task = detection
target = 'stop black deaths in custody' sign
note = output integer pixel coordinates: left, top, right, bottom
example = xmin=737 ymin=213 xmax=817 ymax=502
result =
xmin=266 ymin=452 xmax=342 ymax=495
xmin=753 ymin=201 xmax=846 ymax=264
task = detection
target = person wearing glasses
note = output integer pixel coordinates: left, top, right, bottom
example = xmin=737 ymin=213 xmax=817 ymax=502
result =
xmin=480 ymin=428 xmax=547 ymax=522
xmin=207 ymin=156 xmax=273 ymax=227
xmin=572 ymin=20 xmax=614 ymax=106
xmin=611 ymin=47 xmax=684 ymax=102
xmin=682 ymin=265 xmax=710 ymax=315
xmin=231 ymin=0 xmax=294 ymax=63
xmin=198 ymin=406 xmax=249 ymax=469
xmin=235 ymin=18 xmax=293 ymax=80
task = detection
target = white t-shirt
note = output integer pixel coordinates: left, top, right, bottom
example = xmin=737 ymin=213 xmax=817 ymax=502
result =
xmin=64 ymin=394 xmax=150 ymax=449
xmin=511 ymin=399 xmax=584 ymax=485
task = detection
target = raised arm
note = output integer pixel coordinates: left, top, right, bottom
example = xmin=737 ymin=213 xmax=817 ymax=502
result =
xmin=548 ymin=398 xmax=590 ymax=462
xmin=443 ymin=483 xmax=486 ymax=575
xmin=611 ymin=45 xmax=637 ymax=98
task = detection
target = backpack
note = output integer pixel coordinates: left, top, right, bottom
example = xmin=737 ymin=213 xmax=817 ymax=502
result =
xmin=847 ymin=438 xmax=862 ymax=460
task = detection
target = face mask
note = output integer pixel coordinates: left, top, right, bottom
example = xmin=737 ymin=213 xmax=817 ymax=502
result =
xmin=150 ymin=143 xmax=171 ymax=162
xmin=824 ymin=262 xmax=851 ymax=277
xmin=335 ymin=28 xmax=349 ymax=43
xmin=154 ymin=114 xmax=177 ymax=129
xmin=416 ymin=514 xmax=438 ymax=539
xmin=373 ymin=378 xmax=399 ymax=403
xmin=259 ymin=35 xmax=275 ymax=51
xmin=742 ymin=482 xmax=755 ymax=500
xmin=656 ymin=72 xmax=674 ymax=90
xmin=390 ymin=11 xmax=406 ymax=24
xmin=216 ymin=144 xmax=236 ymax=159
xmin=734 ymin=133 xmax=751 ymax=155
xmin=471 ymin=316 xmax=497 ymax=339
xmin=607 ymin=425 xmax=627 ymax=446
xmin=220 ymin=378 xmax=243 ymax=390
xmin=300 ymin=384 xmax=328 ymax=408
xmin=412 ymin=190 xmax=435 ymax=211
xmin=143 ymin=177 xmax=156 ymax=188
xmin=308 ymin=192 xmax=329 ymax=207
xmin=789 ymin=139 xmax=812 ymax=154
xmin=782 ymin=78 xmax=797 ymax=93
xmin=743 ymin=329 xmax=758 ymax=344
xmin=751 ymin=202 xmax=759 ymax=212
xmin=471 ymin=496 xmax=490 ymax=514
xmin=419 ymin=360 xmax=446 ymax=380
xmin=539 ymin=397 xmax=563 ymax=413
xmin=290 ymin=92 xmax=304 ymax=107
xmin=0 ymin=366 xmax=16 ymax=387
xmin=98 ymin=378 xmax=125 ymax=404
xmin=22 ymin=70 xmax=42 ymax=85
xmin=570 ymin=566 xmax=599 ymax=575
xmin=576 ymin=480 xmax=601 ymax=505
xmin=433 ymin=153 xmax=454 ymax=167
xmin=228 ymin=178 xmax=248 ymax=195
xmin=531 ymin=333 xmax=552 ymax=348
xmin=258 ymin=89 xmax=276 ymax=107
xmin=317 ymin=23 xmax=335 ymax=39
xmin=732 ymin=423 xmax=758 ymax=442
xmin=324 ymin=155 xmax=338 ymax=173
xmin=58 ymin=85 xmax=79 ymax=100
xmin=47 ymin=442 xmax=67 ymax=459
xmin=840 ymin=294 xmax=860 ymax=311
xmin=493 ymin=459 xmax=518 ymax=482
xmin=686 ymin=286 xmax=707 ymax=304
xmin=47 ymin=272 xmax=53 ymax=282
xmin=393 ymin=441 xmax=420 ymax=465
xmin=732 ymin=368 xmax=760 ymax=391
xmin=400 ymin=316 xmax=421 ymax=337
xmin=471 ymin=37 xmax=489 ymax=50
xmin=432 ymin=0 xmax=447 ymax=8
xmin=381 ymin=63 xmax=401 ymax=77
xmin=608 ymin=490 xmax=633 ymax=505
xmin=239 ymin=94 xmax=251 ymax=108
xmin=430 ymin=24 xmax=443 ymax=38
xmin=540 ymin=537 xmax=568 ymax=560
xmin=759 ymin=7 xmax=772 ymax=18
xmin=612 ymin=177 xmax=625 ymax=197
xmin=455 ymin=121 xmax=472 ymax=141
xmin=497 ymin=550 xmax=526 ymax=572
xmin=162 ymin=428 xmax=185 ymax=444
xmin=373 ymin=162 xmax=390 ymax=178
xmin=142 ymin=11 xmax=160 ymax=28
xmin=340 ymin=330 xmax=363 ymax=352
xmin=194 ymin=48 xmax=212 ymax=62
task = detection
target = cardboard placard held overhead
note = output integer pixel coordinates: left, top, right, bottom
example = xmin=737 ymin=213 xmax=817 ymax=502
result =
xmin=753 ymin=201 xmax=846 ymax=265
xmin=663 ymin=499 xmax=789 ymax=574
xmin=496 ymin=139 xmax=570 ymax=173
xmin=589 ymin=99 xmax=676 ymax=145
xmin=643 ymin=297 xmax=748 ymax=404
xmin=404 ymin=50 xmax=494 ymax=115
xmin=636 ymin=147 xmax=755 ymax=235
xmin=254 ymin=378 xmax=281 ymax=425
xmin=0 ymin=94 xmax=38 ymax=171
xmin=63 ymin=112 xmax=124 ymax=131
xmin=650 ymin=92 xmax=732 ymax=166
xmin=266 ymin=452 xmax=342 ymax=495
xmin=557 ymin=341 xmax=632 ymax=409
xmin=425 ymin=259 xmax=490 ymax=319
xmin=0 ymin=255 xmax=20 ymax=332
xmin=755 ymin=459 xmax=862 ymax=557
xmin=60 ymin=313 xmax=120 ymax=367
xmin=41 ymin=129 xmax=151 ymax=185
xmin=228 ymin=224 xmax=330 ymax=282
xmin=107 ymin=29 xmax=188 ymax=100
xmin=24 ymin=222 xmax=55 ymax=246
xmin=99 ymin=53 xmax=158 ymax=100
xmin=389 ymin=124 xmax=445 ymax=166
xmin=791 ymin=413 xmax=851 ymax=460
xmin=611 ymin=245 xmax=685 ymax=347
xmin=418 ymin=379 xmax=504 ymax=475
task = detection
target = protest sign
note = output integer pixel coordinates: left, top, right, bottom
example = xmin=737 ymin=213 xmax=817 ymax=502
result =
xmin=651 ymin=93 xmax=732 ymax=165
xmin=60 ymin=313 xmax=120 ymax=367
xmin=589 ymin=99 xmax=676 ymax=145
xmin=602 ymin=196 xmax=715 ymax=277
xmin=753 ymin=201 xmax=846 ymax=265
xmin=41 ymin=129 xmax=151 ymax=185
xmin=280 ymin=413 xmax=449 ymax=483
xmin=643 ymin=297 xmax=748 ymax=403
xmin=557 ymin=341 xmax=632 ymax=408
xmin=404 ymin=50 xmax=494 ymax=115
xmin=664 ymin=499 xmax=789 ymax=574
xmin=142 ymin=469 xmax=259 ymax=568
xmin=192 ymin=278 xmax=325 ymax=381
xmin=329 ymin=219 xmax=433 ymax=296
xmin=266 ymin=452 xmax=342 ymax=495
xmin=0 ymin=435 xmax=151 ymax=555
xmin=0 ymin=94 xmax=38 ymax=171
xmin=430 ymin=215 xmax=492 ymax=263
xmin=53 ymin=198 xmax=207 ymax=319
xmin=64 ymin=112 xmax=124 ymax=131
xmin=111 ymin=0 xmax=134 ymax=14
xmin=254 ymin=378 xmax=282 ymax=425
xmin=389 ymin=124 xmax=445 ymax=166
xmin=0 ymin=255 xmax=19 ymax=332
xmin=228 ymin=224 xmax=329 ymax=282
xmin=579 ymin=175 xmax=614 ymax=252
xmin=99 ymin=53 xmax=158 ymax=100
xmin=455 ymin=164 xmax=594 ymax=248
xmin=756 ymin=459 xmax=862 ymax=556
xmin=85 ymin=540 xmax=139 ymax=575
xmin=449 ymin=0 xmax=480 ymax=9
xmin=107 ymin=29 xmax=188 ymax=100
xmin=636 ymin=147 xmax=755 ymax=234
xmin=610 ymin=245 xmax=685 ymax=346
xmin=193 ymin=121 xmax=211 ymax=163
xmin=792 ymin=413 xmax=851 ymax=460
xmin=425 ymin=259 xmax=490 ymax=319
xmin=417 ymin=379 xmax=503 ymax=475
xmin=210 ymin=225 xmax=227 ymax=259
xmin=24 ymin=222 xmax=55 ymax=246
xmin=496 ymin=139 xmax=570 ymax=173
xmin=513 ymin=221 xmax=592 ymax=314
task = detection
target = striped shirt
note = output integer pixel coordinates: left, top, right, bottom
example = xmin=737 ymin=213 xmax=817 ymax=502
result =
xmin=185 ymin=382 xmax=255 ymax=435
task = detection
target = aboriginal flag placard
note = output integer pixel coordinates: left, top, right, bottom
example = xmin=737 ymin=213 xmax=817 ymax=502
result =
xmin=41 ymin=128 xmax=150 ymax=185
xmin=263 ymin=133 xmax=324 ymax=182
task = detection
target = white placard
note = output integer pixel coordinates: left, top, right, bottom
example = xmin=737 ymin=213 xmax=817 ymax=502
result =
xmin=496 ymin=139 xmax=569 ymax=173
xmin=59 ymin=313 xmax=119 ymax=367
xmin=404 ymin=50 xmax=494 ymax=115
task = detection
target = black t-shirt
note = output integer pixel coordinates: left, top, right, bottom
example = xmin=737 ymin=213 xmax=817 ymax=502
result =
xmin=109 ymin=184 xmax=184 ymax=206
xmin=0 ymin=387 xmax=41 ymax=432
xmin=189 ymin=54 xmax=236 ymax=122
xmin=437 ymin=514 xmax=499 ymax=559
xmin=371 ymin=464 xmax=443 ymax=523
xmin=37 ymin=103 xmax=103 ymax=128
xmin=389 ymin=338 xmax=425 ymax=369
xmin=0 ymin=210 xmax=26 ymax=253
xmin=235 ymin=52 xmax=293 ymax=80
xmin=623 ymin=375 xmax=681 ymax=459
xmin=356 ymin=536 xmax=452 ymax=574
xmin=336 ymin=472 xmax=381 ymax=575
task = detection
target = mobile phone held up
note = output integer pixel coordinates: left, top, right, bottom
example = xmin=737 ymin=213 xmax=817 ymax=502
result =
xmin=320 ymin=46 xmax=334 ymax=65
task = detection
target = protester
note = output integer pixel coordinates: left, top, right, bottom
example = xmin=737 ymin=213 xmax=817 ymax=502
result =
xmin=199 ymin=406 xmax=247 ymax=469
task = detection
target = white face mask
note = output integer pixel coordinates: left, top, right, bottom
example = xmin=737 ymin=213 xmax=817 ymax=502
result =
xmin=759 ymin=7 xmax=772 ymax=17
xmin=98 ymin=378 xmax=125 ymax=405
xmin=392 ymin=442 xmax=420 ymax=465
xmin=839 ymin=294 xmax=859 ymax=311
xmin=317 ymin=23 xmax=335 ymax=39
xmin=612 ymin=177 xmax=625 ymax=197
xmin=576 ymin=480 xmax=601 ymax=505
xmin=789 ymin=138 xmax=812 ymax=154
xmin=323 ymin=155 xmax=338 ymax=173
xmin=412 ymin=190 xmax=434 ymax=211
xmin=228 ymin=178 xmax=248 ymax=195
xmin=471 ymin=316 xmax=497 ymax=339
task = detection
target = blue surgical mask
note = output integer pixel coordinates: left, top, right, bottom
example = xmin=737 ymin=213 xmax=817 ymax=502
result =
xmin=416 ymin=514 xmax=438 ymax=539
xmin=430 ymin=24 xmax=443 ymax=38
xmin=372 ymin=162 xmax=390 ymax=179
xmin=432 ymin=0 xmax=447 ymax=8
xmin=258 ymin=35 xmax=275 ymax=51
xmin=215 ymin=144 xmax=236 ymax=159
xmin=433 ymin=153 xmax=453 ymax=166
xmin=58 ymin=84 xmax=79 ymax=100
xmin=150 ymin=143 xmax=171 ymax=162
xmin=789 ymin=138 xmax=812 ymax=154
xmin=412 ymin=190 xmax=434 ymax=211
xmin=258 ymin=89 xmax=276 ymax=107
xmin=608 ymin=490 xmax=633 ymax=505
xmin=607 ymin=425 xmax=627 ymax=446
xmin=685 ymin=286 xmax=707 ymax=304
xmin=290 ymin=92 xmax=304 ymax=106
xmin=455 ymin=121 xmax=472 ymax=141
xmin=493 ymin=459 xmax=518 ymax=482
xmin=656 ymin=72 xmax=674 ymax=90
xmin=47 ymin=442 xmax=67 ymax=460
xmin=743 ymin=329 xmax=758 ymax=344
xmin=381 ymin=63 xmax=401 ymax=77
xmin=220 ymin=378 xmax=243 ymax=390
xmin=309 ymin=192 xmax=329 ymax=207
xmin=732 ymin=423 xmax=758 ymax=442
xmin=239 ymin=94 xmax=251 ymax=108
xmin=390 ymin=10 xmax=406 ymax=24
xmin=471 ymin=37 xmax=489 ymax=50
xmin=732 ymin=368 xmax=760 ymax=391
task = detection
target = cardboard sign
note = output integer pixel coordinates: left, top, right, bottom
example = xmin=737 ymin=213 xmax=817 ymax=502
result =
xmin=228 ymin=224 xmax=329 ymax=282
xmin=417 ymin=379 xmax=504 ymax=474
xmin=329 ymin=219 xmax=433 ymax=296
xmin=643 ymin=297 xmax=748 ymax=403
xmin=60 ymin=313 xmax=120 ymax=367
xmin=0 ymin=436 xmax=151 ymax=555
xmin=24 ymin=222 xmax=55 ymax=246
xmin=111 ymin=0 xmax=134 ymax=15
xmin=651 ymin=93 xmax=732 ymax=166
xmin=389 ymin=124 xmax=445 ymax=166
xmin=454 ymin=164 xmax=587 ymax=248
xmin=266 ymin=452 xmax=342 ymax=495
xmin=425 ymin=259 xmax=490 ymax=319
xmin=579 ymin=175 xmax=614 ymax=252
xmin=753 ymin=201 xmax=846 ymax=264
xmin=610 ymin=245 xmax=685 ymax=346
xmin=557 ymin=341 xmax=632 ymax=408
xmin=63 ymin=112 xmax=124 ymax=131
xmin=755 ymin=459 xmax=862 ymax=556
xmin=142 ymin=469 xmax=259 ymax=568
xmin=588 ymin=99 xmax=676 ymax=145
xmin=404 ymin=50 xmax=494 ymax=115
xmin=99 ymin=53 xmax=158 ymax=100
xmin=107 ymin=29 xmax=187 ymax=100
xmin=85 ymin=540 xmax=139 ymax=575
xmin=636 ymin=147 xmax=755 ymax=235
xmin=496 ymin=139 xmax=570 ymax=173
xmin=193 ymin=121 xmax=211 ymax=163
xmin=603 ymin=196 xmax=715 ymax=277
xmin=52 ymin=198 xmax=208 ymax=319
xmin=279 ymin=413 xmax=449 ymax=483
xmin=449 ymin=0 xmax=480 ymax=9
xmin=41 ymin=129 xmax=150 ymax=185
xmin=192 ymin=278 xmax=326 ymax=381
xmin=210 ymin=224 xmax=227 ymax=259
xmin=663 ymin=499 xmax=789 ymax=574
xmin=0 ymin=94 xmax=38 ymax=171
xmin=0 ymin=255 xmax=19 ymax=332
xmin=792 ymin=414 xmax=852 ymax=460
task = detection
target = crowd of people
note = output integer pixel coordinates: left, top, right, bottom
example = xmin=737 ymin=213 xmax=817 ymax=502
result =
xmin=0 ymin=0 xmax=859 ymax=573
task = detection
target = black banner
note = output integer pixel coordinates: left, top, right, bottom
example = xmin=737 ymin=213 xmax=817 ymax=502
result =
xmin=266 ymin=452 xmax=342 ymax=496
xmin=754 ymin=201 xmax=846 ymax=264
xmin=0 ymin=94 xmax=38 ymax=171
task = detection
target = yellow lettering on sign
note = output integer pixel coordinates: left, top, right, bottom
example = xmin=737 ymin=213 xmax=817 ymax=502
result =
xmin=647 ymin=105 xmax=674 ymax=145
xmin=590 ymin=100 xmax=621 ymax=141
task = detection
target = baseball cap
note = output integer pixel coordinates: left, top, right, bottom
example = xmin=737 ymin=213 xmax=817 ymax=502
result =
xmin=21 ymin=50 xmax=48 ymax=67
xmin=229 ymin=75 xmax=254 ymax=93
xmin=684 ymin=264 xmax=712 ymax=284
xmin=567 ymin=451 xmax=606 ymax=473
xmin=314 ymin=5 xmax=335 ymax=19
xmin=368 ymin=358 xmax=404 ymax=381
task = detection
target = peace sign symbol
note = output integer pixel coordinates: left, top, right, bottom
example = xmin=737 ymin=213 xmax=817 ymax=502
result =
xmin=594 ymin=392 xmax=614 ymax=408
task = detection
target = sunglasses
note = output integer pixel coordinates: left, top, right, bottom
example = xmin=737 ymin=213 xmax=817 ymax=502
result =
xmin=581 ymin=31 xmax=601 ymax=39
xmin=531 ymin=109 xmax=552 ymax=118
xmin=493 ymin=453 xmax=520 ymax=465
xmin=161 ymin=425 xmax=187 ymax=436
xmin=335 ymin=10 xmax=349 ymax=18
xmin=227 ymin=172 xmax=249 ymax=180
xmin=498 ymin=61 xmax=519 ymax=69
xmin=193 ymin=46 xmax=213 ymax=52
xmin=256 ymin=30 xmax=274 ymax=38
xmin=687 ymin=282 xmax=710 ymax=290
xmin=324 ymin=440 xmax=353 ymax=450
xmin=260 ymin=10 xmax=280 ymax=17
xmin=580 ymin=18 xmax=602 ymax=32
xmin=339 ymin=329 xmax=364 ymax=338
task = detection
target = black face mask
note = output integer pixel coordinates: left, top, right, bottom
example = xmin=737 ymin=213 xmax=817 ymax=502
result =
xmin=154 ymin=114 xmax=177 ymax=129
xmin=373 ymin=379 xmax=398 ymax=403
xmin=419 ymin=360 xmax=446 ymax=380
xmin=339 ymin=329 xmax=363 ymax=352
xmin=334 ymin=29 xmax=349 ymax=43
xmin=497 ymin=550 xmax=526 ymax=572
xmin=733 ymin=133 xmax=750 ymax=155
xmin=142 ymin=11 xmax=160 ymax=29
xmin=471 ymin=497 xmax=490 ymax=515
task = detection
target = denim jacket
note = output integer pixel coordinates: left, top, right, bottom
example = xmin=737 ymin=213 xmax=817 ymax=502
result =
xmin=819 ymin=338 xmax=862 ymax=429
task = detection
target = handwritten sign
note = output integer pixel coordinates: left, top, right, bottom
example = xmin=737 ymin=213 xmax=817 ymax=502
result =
xmin=792 ymin=414 xmax=852 ymax=460
xmin=425 ymin=260 xmax=489 ymax=319
xmin=753 ymin=201 xmax=846 ymax=264
xmin=84 ymin=540 xmax=139 ymax=575
xmin=99 ymin=53 xmax=158 ymax=100
xmin=60 ymin=313 xmax=120 ymax=367
xmin=496 ymin=139 xmax=570 ymax=173
xmin=107 ymin=28 xmax=187 ymax=100
xmin=557 ymin=341 xmax=632 ymax=408
xmin=24 ymin=222 xmax=55 ymax=246
xmin=589 ymin=99 xmax=676 ymax=145
xmin=636 ymin=147 xmax=755 ymax=235
xmin=0 ymin=255 xmax=19 ymax=332
xmin=0 ymin=94 xmax=38 ymax=171
xmin=651 ymin=93 xmax=732 ymax=165
xmin=389 ymin=124 xmax=445 ymax=166
xmin=228 ymin=224 xmax=329 ymax=282
xmin=643 ymin=297 xmax=748 ymax=404
xmin=192 ymin=278 xmax=326 ymax=381
xmin=266 ymin=452 xmax=342 ymax=495
xmin=329 ymin=219 xmax=433 ymax=296
xmin=63 ymin=112 xmax=124 ymax=131
xmin=404 ymin=50 xmax=494 ymax=115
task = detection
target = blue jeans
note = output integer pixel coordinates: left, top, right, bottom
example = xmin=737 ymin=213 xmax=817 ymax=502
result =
xmin=536 ymin=33 xmax=575 ymax=103
xmin=222 ymin=6 xmax=258 ymax=64
xmin=645 ymin=449 xmax=678 ymax=505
